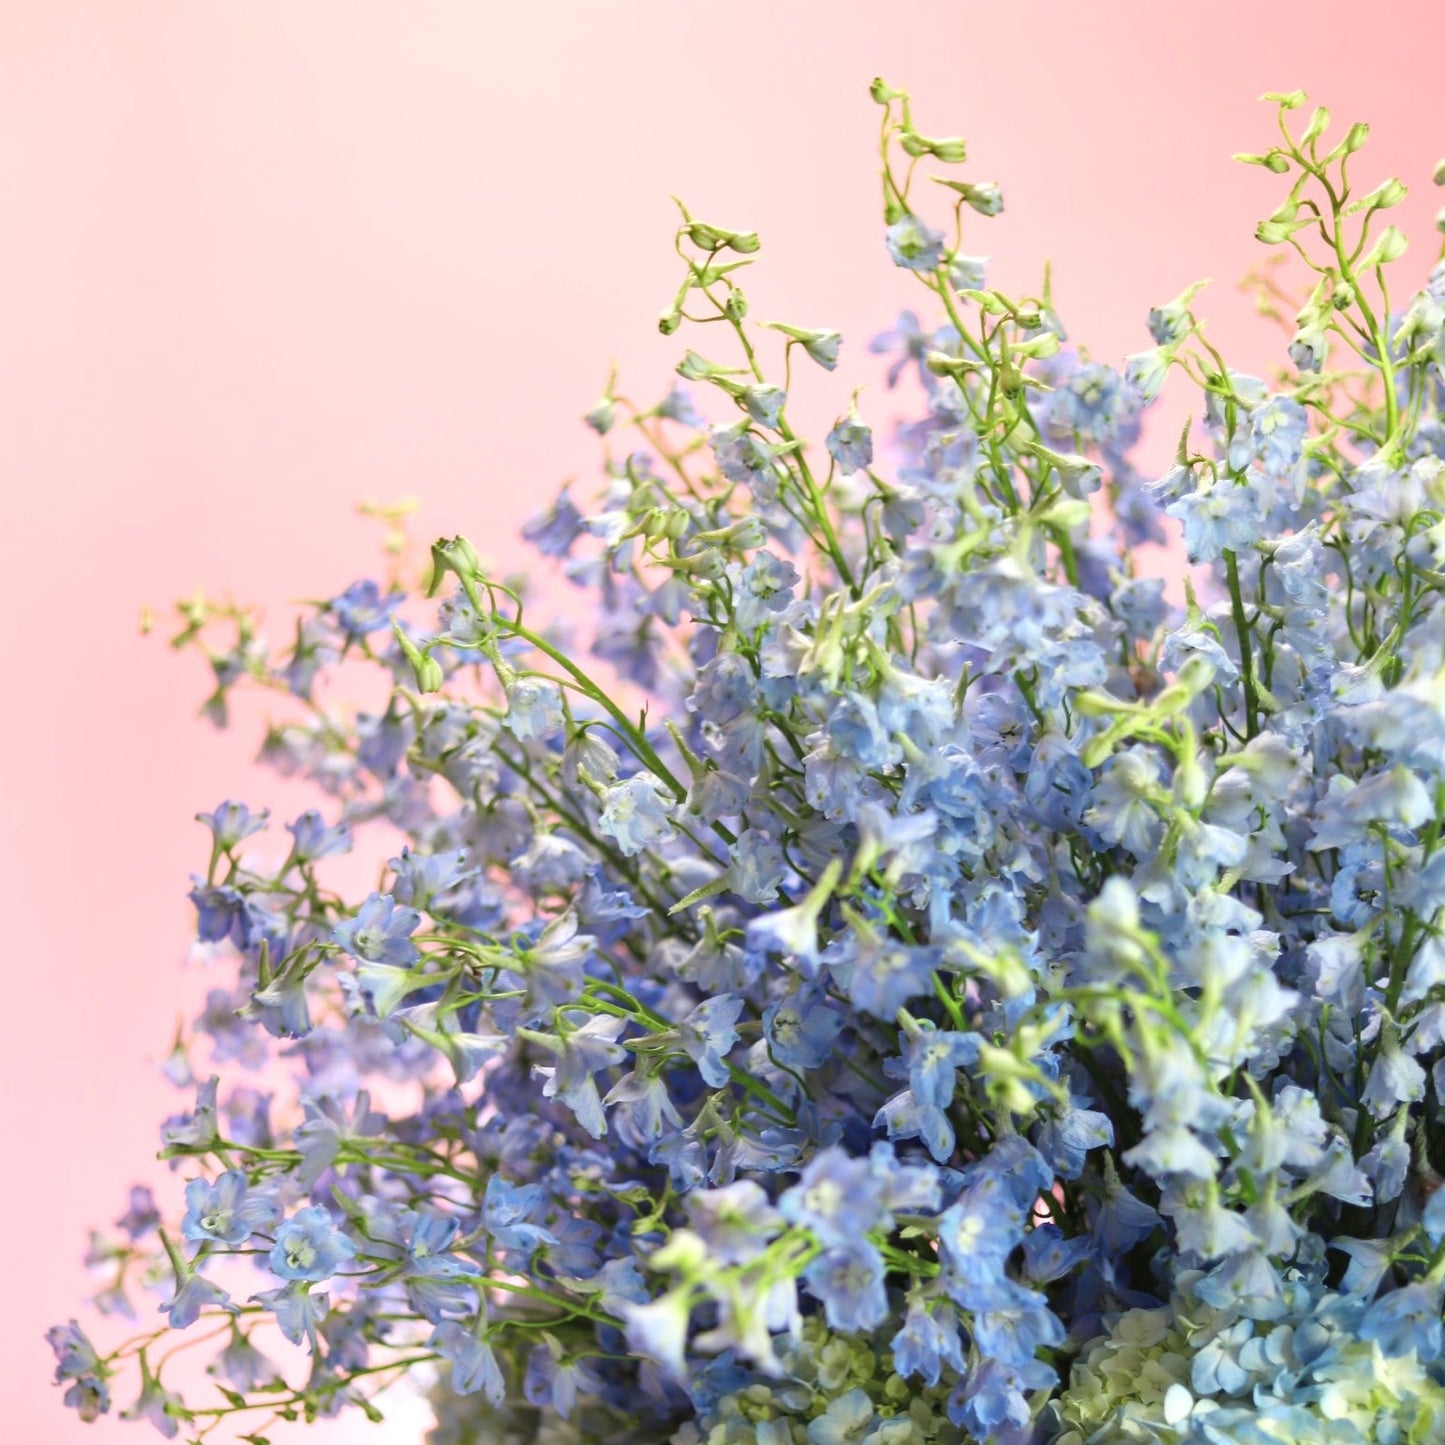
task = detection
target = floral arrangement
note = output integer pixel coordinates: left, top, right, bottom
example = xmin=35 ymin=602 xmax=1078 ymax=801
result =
xmin=48 ymin=80 xmax=1445 ymax=1445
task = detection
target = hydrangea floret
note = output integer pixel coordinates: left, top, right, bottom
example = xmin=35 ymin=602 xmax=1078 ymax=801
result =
xmin=49 ymin=81 xmax=1445 ymax=1445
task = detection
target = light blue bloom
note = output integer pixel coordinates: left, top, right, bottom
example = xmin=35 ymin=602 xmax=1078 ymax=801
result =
xmin=885 ymin=214 xmax=944 ymax=272
xmin=331 ymin=892 xmax=422 ymax=967
xmin=181 ymin=1170 xmax=277 ymax=1246
xmin=598 ymin=774 xmax=677 ymax=856
xmin=268 ymin=1206 xmax=356 ymax=1283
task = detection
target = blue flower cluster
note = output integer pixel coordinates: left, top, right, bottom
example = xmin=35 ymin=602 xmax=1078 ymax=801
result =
xmin=50 ymin=82 xmax=1445 ymax=1444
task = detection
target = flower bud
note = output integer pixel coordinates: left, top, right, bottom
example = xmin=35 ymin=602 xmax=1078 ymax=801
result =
xmin=392 ymin=621 xmax=443 ymax=694
xmin=583 ymin=397 xmax=615 ymax=435
xmin=1341 ymin=121 xmax=1370 ymax=155
xmin=677 ymin=351 xmax=721 ymax=380
xmin=1014 ymin=330 xmax=1060 ymax=360
xmin=414 ymin=655 xmax=445 ymax=694
xmin=683 ymin=220 xmax=759 ymax=254
xmin=899 ymin=132 xmax=967 ymax=163
xmin=1233 ymin=150 xmax=1292 ymax=174
xmin=961 ymin=181 xmax=1003 ymax=216
xmin=1360 ymin=224 xmax=1408 ymax=269
xmin=1147 ymin=279 xmax=1209 ymax=344
xmin=428 ymin=535 xmax=482 ymax=595
xmin=1360 ymin=178 xmax=1408 ymax=212
xmin=1300 ymin=105 xmax=1331 ymax=147
xmin=762 ymin=322 xmax=842 ymax=371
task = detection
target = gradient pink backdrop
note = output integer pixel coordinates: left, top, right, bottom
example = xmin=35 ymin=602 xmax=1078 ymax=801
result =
xmin=5 ymin=3 xmax=1444 ymax=1438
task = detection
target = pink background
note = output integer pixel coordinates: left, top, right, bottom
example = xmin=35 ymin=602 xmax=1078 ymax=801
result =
xmin=4 ymin=3 xmax=1444 ymax=1439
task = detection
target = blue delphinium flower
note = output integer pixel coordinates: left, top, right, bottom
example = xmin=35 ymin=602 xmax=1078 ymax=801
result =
xmin=160 ymin=1268 xmax=235 ymax=1330
xmin=521 ymin=488 xmax=584 ymax=556
xmin=1165 ymin=473 xmax=1266 ymax=560
xmin=388 ymin=844 xmax=477 ymax=913
xmin=848 ymin=938 xmax=942 ymax=1020
xmin=250 ymin=1282 xmax=330 ymax=1351
xmin=620 ymin=1289 xmax=693 ymax=1381
xmin=331 ymin=891 xmax=422 ymax=967
xmin=598 ymin=774 xmax=677 ymax=856
xmin=208 ymin=1327 xmax=282 ymax=1392
xmin=481 ymin=1175 xmax=556 ymax=1263
xmin=47 ymin=1322 xmax=111 ymax=1422
xmin=885 ymin=214 xmax=945 ymax=272
xmin=890 ymin=1297 xmax=967 ymax=1387
xmin=395 ymin=1209 xmax=483 ymax=1324
xmin=285 ymin=808 xmax=352 ymax=862
xmin=529 ymin=1011 xmax=628 ymax=1137
xmin=804 ymin=1241 xmax=889 ymax=1332
xmin=268 ymin=1206 xmax=356 ymax=1283
xmin=764 ymin=984 xmax=842 ymax=1069
xmin=119 ymin=1368 xmax=187 ymax=1437
xmin=826 ymin=414 xmax=873 ymax=476
xmin=525 ymin=1339 xmax=606 ymax=1419
xmin=181 ymin=1169 xmax=277 ymax=1245
xmin=115 ymin=1185 xmax=161 ymax=1240
xmin=677 ymin=994 xmax=744 ymax=1086
xmin=430 ymin=1321 xmax=505 ymax=1402
xmin=709 ymin=420 xmax=784 ymax=502
xmin=195 ymin=801 xmax=269 ymax=850
xmin=741 ymin=383 xmax=787 ymax=430
xmin=780 ymin=1149 xmax=887 ymax=1246
xmin=505 ymin=677 xmax=565 ymax=741
xmin=330 ymin=579 xmax=404 ymax=640
xmin=1360 ymin=1280 xmax=1445 ymax=1360
xmin=187 ymin=879 xmax=244 ymax=943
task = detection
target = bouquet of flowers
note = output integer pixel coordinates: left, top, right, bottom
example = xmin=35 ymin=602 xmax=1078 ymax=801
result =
xmin=48 ymin=80 xmax=1445 ymax=1445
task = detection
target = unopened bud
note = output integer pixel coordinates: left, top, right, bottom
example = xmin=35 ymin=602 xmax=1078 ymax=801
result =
xmin=583 ymin=397 xmax=615 ymax=435
xmin=683 ymin=220 xmax=760 ymax=255
xmin=392 ymin=621 xmax=444 ymax=694
xmin=962 ymin=181 xmax=1003 ymax=216
xmin=1341 ymin=122 xmax=1370 ymax=155
xmin=899 ymin=132 xmax=968 ymax=164
xmin=431 ymin=535 xmax=480 ymax=580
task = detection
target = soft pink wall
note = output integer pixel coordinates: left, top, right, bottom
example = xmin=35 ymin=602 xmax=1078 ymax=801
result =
xmin=5 ymin=3 xmax=1443 ymax=1439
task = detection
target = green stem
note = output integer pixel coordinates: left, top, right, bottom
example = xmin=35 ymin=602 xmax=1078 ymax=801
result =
xmin=1224 ymin=549 xmax=1260 ymax=738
